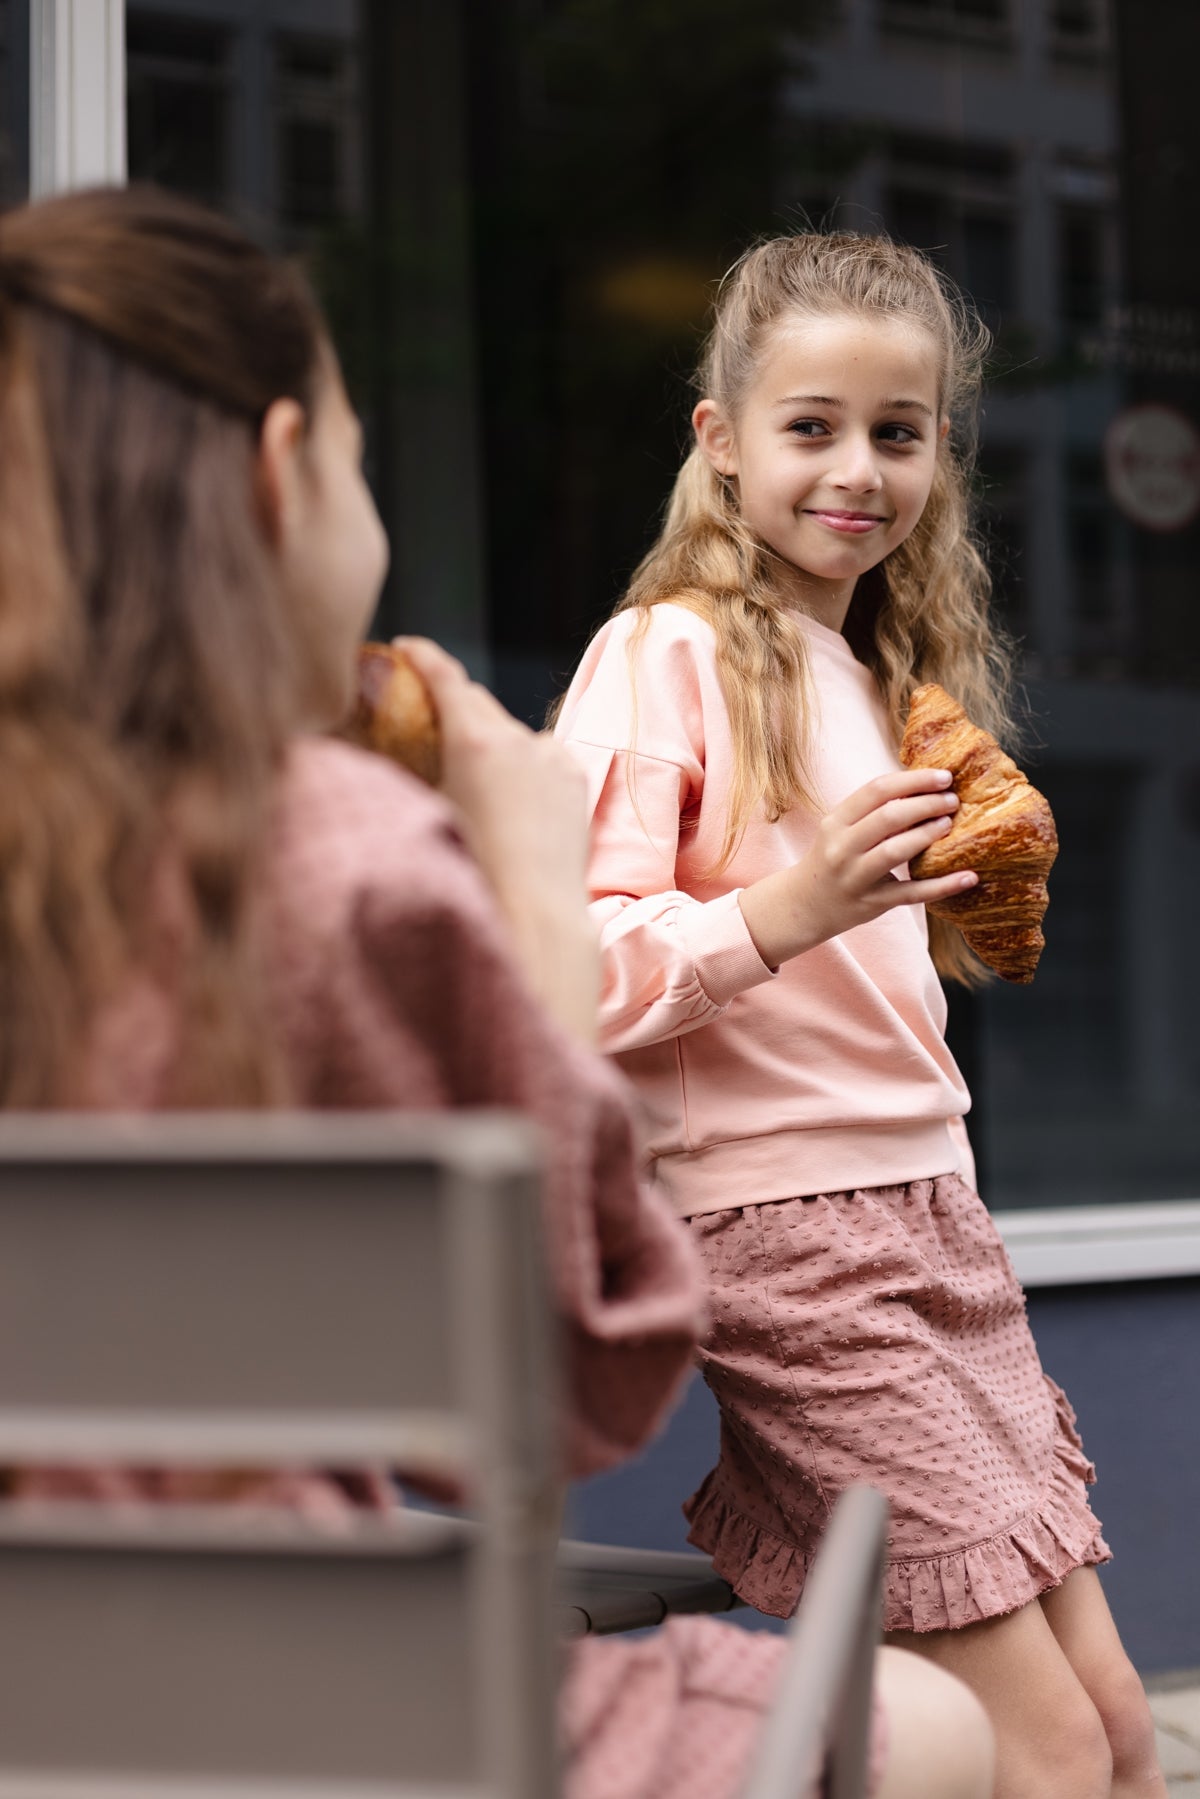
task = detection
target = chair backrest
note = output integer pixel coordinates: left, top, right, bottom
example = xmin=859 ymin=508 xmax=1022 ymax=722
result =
xmin=740 ymin=1484 xmax=889 ymax=1799
xmin=0 ymin=1110 xmax=560 ymax=1799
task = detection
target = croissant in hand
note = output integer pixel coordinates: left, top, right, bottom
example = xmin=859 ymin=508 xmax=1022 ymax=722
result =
xmin=341 ymin=642 xmax=441 ymax=786
xmin=899 ymin=684 xmax=1058 ymax=983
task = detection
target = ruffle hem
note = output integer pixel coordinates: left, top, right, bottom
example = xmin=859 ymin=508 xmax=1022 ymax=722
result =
xmin=684 ymin=1375 xmax=1112 ymax=1631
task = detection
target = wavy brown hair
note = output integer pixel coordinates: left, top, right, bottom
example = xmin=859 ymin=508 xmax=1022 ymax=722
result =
xmin=0 ymin=184 xmax=326 ymax=1105
xmin=610 ymin=232 xmax=1016 ymax=984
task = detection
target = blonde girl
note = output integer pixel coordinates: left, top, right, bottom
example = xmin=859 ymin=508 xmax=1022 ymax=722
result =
xmin=554 ymin=232 xmax=1164 ymax=1799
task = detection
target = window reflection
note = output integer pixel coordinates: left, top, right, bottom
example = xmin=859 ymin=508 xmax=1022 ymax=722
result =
xmin=0 ymin=0 xmax=29 ymax=209
xmin=121 ymin=0 xmax=1200 ymax=1208
xmin=127 ymin=14 xmax=232 ymax=210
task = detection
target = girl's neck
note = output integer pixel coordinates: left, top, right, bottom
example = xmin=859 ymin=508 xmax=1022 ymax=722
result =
xmin=770 ymin=559 xmax=856 ymax=636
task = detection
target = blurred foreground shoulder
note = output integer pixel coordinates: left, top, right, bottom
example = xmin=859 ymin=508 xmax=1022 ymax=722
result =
xmin=268 ymin=734 xmax=470 ymax=922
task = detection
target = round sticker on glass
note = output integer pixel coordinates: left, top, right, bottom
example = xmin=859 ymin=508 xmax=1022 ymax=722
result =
xmin=1104 ymin=403 xmax=1200 ymax=533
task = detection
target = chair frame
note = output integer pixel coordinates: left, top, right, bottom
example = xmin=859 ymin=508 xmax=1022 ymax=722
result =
xmin=739 ymin=1485 xmax=889 ymax=1799
xmin=0 ymin=1111 xmax=559 ymax=1799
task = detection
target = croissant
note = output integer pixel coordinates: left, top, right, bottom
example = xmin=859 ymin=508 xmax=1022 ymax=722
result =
xmin=341 ymin=642 xmax=442 ymax=786
xmin=899 ymin=684 xmax=1057 ymax=983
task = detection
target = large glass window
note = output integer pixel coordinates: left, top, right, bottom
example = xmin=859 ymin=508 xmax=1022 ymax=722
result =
xmin=454 ymin=0 xmax=1200 ymax=1210
xmin=127 ymin=13 xmax=233 ymax=209
xmin=123 ymin=0 xmax=1200 ymax=1211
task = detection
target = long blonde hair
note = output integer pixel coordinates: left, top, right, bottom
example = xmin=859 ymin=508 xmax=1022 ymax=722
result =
xmin=616 ymin=232 xmax=1015 ymax=985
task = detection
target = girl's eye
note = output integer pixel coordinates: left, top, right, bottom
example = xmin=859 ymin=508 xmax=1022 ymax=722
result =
xmin=877 ymin=423 xmax=921 ymax=445
xmin=787 ymin=419 xmax=830 ymax=439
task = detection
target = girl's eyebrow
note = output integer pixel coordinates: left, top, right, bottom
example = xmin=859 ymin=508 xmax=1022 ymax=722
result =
xmin=773 ymin=393 xmax=935 ymax=419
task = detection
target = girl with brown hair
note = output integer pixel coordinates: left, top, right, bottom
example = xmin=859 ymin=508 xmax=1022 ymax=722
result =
xmin=0 ymin=186 xmax=993 ymax=1797
xmin=553 ymin=231 xmax=1163 ymax=1797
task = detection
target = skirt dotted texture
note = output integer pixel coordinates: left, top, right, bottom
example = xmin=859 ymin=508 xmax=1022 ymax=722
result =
xmin=683 ymin=1174 xmax=1111 ymax=1632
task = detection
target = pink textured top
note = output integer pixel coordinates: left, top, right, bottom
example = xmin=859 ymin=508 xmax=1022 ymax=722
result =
xmin=87 ymin=736 xmax=704 ymax=1483
xmin=554 ymin=603 xmax=971 ymax=1217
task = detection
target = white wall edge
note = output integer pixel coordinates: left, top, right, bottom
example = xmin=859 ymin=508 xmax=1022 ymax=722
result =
xmin=30 ymin=0 xmax=126 ymax=198
xmin=994 ymin=1200 xmax=1200 ymax=1287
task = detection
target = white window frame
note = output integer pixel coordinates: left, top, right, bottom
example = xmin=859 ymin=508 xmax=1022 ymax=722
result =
xmin=995 ymin=1200 xmax=1200 ymax=1288
xmin=21 ymin=0 xmax=1200 ymax=1291
xmin=30 ymin=0 xmax=125 ymax=196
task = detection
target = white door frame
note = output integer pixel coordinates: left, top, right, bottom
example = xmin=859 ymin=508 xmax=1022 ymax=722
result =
xmin=30 ymin=0 xmax=125 ymax=196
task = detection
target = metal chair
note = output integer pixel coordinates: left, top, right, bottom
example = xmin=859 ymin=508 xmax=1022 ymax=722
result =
xmin=0 ymin=1110 xmax=559 ymax=1799
xmin=561 ymin=1487 xmax=888 ymax=1799
xmin=739 ymin=1484 xmax=889 ymax=1799
xmin=558 ymin=1537 xmax=743 ymax=1636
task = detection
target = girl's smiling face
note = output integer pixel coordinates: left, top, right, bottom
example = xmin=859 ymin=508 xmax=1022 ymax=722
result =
xmin=693 ymin=312 xmax=946 ymax=628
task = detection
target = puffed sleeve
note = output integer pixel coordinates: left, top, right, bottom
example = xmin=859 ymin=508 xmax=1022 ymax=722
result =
xmin=267 ymin=742 xmax=704 ymax=1479
xmin=555 ymin=609 xmax=775 ymax=1055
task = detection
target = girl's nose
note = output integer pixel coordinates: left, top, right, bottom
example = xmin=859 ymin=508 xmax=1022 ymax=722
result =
xmin=831 ymin=434 xmax=883 ymax=494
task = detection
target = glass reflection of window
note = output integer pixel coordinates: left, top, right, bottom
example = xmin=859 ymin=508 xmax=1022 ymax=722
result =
xmin=975 ymin=449 xmax=1029 ymax=645
xmin=1049 ymin=0 xmax=1109 ymax=63
xmin=878 ymin=0 xmax=1011 ymax=49
xmin=273 ymin=34 xmax=360 ymax=237
xmin=0 ymin=0 xmax=29 ymax=209
xmin=1057 ymin=197 xmax=1110 ymax=342
xmin=127 ymin=12 xmax=231 ymax=210
xmin=1065 ymin=450 xmax=1132 ymax=673
xmin=986 ymin=762 xmax=1134 ymax=1139
xmin=886 ymin=136 xmax=1018 ymax=334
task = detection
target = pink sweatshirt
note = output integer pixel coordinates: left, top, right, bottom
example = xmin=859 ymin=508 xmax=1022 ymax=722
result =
xmin=555 ymin=602 xmax=971 ymax=1218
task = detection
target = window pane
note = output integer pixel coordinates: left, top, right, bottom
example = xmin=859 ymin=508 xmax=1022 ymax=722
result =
xmin=0 ymin=0 xmax=29 ymax=208
xmin=125 ymin=0 xmax=1200 ymax=1210
xmin=127 ymin=14 xmax=232 ymax=209
xmin=123 ymin=4 xmax=481 ymax=655
xmin=450 ymin=0 xmax=1200 ymax=1208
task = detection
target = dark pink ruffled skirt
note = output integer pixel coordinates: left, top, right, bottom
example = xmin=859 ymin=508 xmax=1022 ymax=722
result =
xmin=683 ymin=1175 xmax=1110 ymax=1632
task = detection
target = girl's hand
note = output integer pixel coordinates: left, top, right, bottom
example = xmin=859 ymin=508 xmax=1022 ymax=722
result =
xmin=393 ymin=638 xmax=599 ymax=1043
xmin=738 ymin=768 xmax=976 ymax=968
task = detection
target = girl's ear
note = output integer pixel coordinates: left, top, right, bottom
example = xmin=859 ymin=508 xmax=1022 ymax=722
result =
xmin=254 ymin=397 xmax=308 ymax=545
xmin=939 ymin=415 xmax=951 ymax=442
xmin=693 ymin=398 xmax=738 ymax=478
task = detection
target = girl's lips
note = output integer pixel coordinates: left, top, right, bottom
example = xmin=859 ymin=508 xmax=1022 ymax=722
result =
xmin=806 ymin=510 xmax=886 ymax=534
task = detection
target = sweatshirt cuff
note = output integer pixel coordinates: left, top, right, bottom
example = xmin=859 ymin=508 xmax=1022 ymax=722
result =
xmin=678 ymin=889 xmax=777 ymax=1009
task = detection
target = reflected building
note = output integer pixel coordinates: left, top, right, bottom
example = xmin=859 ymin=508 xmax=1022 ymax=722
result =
xmin=773 ymin=0 xmax=1200 ymax=1203
xmin=6 ymin=0 xmax=1199 ymax=1209
xmin=125 ymin=2 xmax=361 ymax=236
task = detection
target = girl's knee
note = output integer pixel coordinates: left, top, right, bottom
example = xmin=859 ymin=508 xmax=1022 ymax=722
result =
xmin=1088 ymin=1656 xmax=1160 ymax=1784
xmin=1038 ymin=1689 xmax=1113 ymax=1798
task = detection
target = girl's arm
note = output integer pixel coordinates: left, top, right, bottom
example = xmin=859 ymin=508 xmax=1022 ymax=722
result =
xmin=577 ymin=740 xmax=778 ymax=1052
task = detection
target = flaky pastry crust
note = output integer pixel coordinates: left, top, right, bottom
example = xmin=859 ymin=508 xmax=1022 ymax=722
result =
xmin=342 ymin=642 xmax=441 ymax=786
xmin=899 ymin=684 xmax=1057 ymax=983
